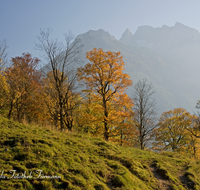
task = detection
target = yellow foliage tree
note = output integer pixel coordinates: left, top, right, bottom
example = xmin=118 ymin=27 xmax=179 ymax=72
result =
xmin=109 ymin=93 xmax=137 ymax=146
xmin=154 ymin=108 xmax=198 ymax=156
xmin=77 ymin=48 xmax=133 ymax=141
xmin=183 ymin=115 xmax=200 ymax=158
xmin=0 ymin=71 xmax=9 ymax=112
xmin=75 ymin=91 xmax=104 ymax=135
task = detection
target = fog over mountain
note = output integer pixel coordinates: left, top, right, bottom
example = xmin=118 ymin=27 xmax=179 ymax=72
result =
xmin=76 ymin=23 xmax=200 ymax=115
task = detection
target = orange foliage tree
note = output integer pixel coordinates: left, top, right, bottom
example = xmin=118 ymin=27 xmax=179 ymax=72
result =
xmin=77 ymin=48 xmax=133 ymax=141
xmin=4 ymin=53 xmax=43 ymax=122
xmin=109 ymin=93 xmax=136 ymax=146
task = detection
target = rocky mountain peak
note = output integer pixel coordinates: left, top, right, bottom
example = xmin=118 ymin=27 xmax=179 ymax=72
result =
xmin=119 ymin=28 xmax=134 ymax=45
xmin=76 ymin=29 xmax=116 ymax=42
xmin=174 ymin=22 xmax=186 ymax=28
xmin=121 ymin=28 xmax=133 ymax=38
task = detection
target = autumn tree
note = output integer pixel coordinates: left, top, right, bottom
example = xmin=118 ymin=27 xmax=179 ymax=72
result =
xmin=154 ymin=108 xmax=194 ymax=152
xmin=186 ymin=127 xmax=200 ymax=158
xmin=4 ymin=53 xmax=43 ymax=122
xmin=183 ymin=111 xmax=200 ymax=158
xmin=77 ymin=48 xmax=132 ymax=141
xmin=109 ymin=93 xmax=136 ymax=146
xmin=0 ymin=71 xmax=9 ymax=112
xmin=132 ymin=79 xmax=157 ymax=150
xmin=191 ymin=102 xmax=200 ymax=138
xmin=75 ymin=91 xmax=105 ymax=135
xmin=36 ymin=29 xmax=82 ymax=130
xmin=186 ymin=112 xmax=200 ymax=138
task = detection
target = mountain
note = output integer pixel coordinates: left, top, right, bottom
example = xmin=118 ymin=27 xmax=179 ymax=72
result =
xmin=76 ymin=29 xmax=175 ymax=115
xmin=120 ymin=22 xmax=200 ymax=68
xmin=120 ymin=22 xmax=200 ymax=114
xmin=75 ymin=23 xmax=200 ymax=115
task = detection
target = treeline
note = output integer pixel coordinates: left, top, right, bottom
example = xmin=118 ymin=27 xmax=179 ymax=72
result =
xmin=1 ymin=31 xmax=200 ymax=159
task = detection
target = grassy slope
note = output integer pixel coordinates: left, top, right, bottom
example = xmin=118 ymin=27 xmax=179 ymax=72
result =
xmin=0 ymin=117 xmax=200 ymax=190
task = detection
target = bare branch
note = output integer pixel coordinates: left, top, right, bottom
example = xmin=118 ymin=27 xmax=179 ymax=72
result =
xmin=132 ymin=79 xmax=158 ymax=150
xmin=0 ymin=39 xmax=8 ymax=70
xmin=36 ymin=29 xmax=83 ymax=130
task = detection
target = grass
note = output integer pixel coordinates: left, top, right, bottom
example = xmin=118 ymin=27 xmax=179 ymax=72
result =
xmin=0 ymin=116 xmax=200 ymax=189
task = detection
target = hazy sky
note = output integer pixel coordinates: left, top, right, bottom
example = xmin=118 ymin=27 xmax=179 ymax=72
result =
xmin=1 ymin=0 xmax=200 ymax=61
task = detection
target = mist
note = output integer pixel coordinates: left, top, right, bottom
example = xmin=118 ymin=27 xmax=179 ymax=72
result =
xmin=75 ymin=22 xmax=200 ymax=115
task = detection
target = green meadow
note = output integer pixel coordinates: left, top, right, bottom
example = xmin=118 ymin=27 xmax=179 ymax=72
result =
xmin=0 ymin=116 xmax=200 ymax=190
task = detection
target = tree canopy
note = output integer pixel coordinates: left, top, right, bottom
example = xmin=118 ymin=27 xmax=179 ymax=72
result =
xmin=77 ymin=48 xmax=133 ymax=141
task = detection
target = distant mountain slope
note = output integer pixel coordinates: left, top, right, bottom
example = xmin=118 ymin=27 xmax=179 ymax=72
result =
xmin=119 ymin=22 xmax=200 ymax=114
xmin=76 ymin=24 xmax=200 ymax=115
xmin=120 ymin=22 xmax=200 ymax=78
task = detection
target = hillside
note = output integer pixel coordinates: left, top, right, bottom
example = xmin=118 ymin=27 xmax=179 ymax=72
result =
xmin=0 ymin=117 xmax=200 ymax=189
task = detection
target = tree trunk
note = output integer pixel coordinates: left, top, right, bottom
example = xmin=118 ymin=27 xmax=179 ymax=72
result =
xmin=103 ymin=96 xmax=109 ymax=141
xmin=120 ymin=130 xmax=123 ymax=146
xmin=7 ymin=100 xmax=14 ymax=119
xmin=104 ymin=121 xmax=109 ymax=141
xmin=140 ymin=137 xmax=144 ymax=150
xmin=59 ymin=102 xmax=64 ymax=130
